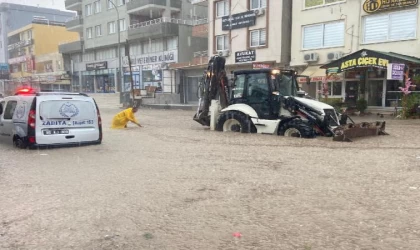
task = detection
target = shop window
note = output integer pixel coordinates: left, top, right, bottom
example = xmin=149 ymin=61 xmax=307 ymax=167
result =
xmin=250 ymin=0 xmax=266 ymax=9
xmin=304 ymin=0 xmax=345 ymax=8
xmin=108 ymin=21 xmax=116 ymax=34
xmin=318 ymin=81 xmax=342 ymax=96
xmin=303 ymin=21 xmax=344 ymax=49
xmin=85 ymin=4 xmax=92 ymax=16
xmin=250 ymin=29 xmax=266 ymax=47
xmin=216 ymin=1 xmax=229 ymax=18
xmin=216 ymin=35 xmax=229 ymax=51
xmin=363 ymin=10 xmax=417 ymax=43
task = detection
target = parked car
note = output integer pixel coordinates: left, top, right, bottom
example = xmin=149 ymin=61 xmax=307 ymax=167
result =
xmin=0 ymin=88 xmax=102 ymax=149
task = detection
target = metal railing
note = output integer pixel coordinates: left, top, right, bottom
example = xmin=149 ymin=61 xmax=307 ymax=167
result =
xmin=59 ymin=39 xmax=83 ymax=45
xmin=129 ymin=17 xmax=195 ymax=30
xmin=66 ymin=15 xmax=82 ymax=22
xmin=193 ymin=18 xmax=208 ymax=25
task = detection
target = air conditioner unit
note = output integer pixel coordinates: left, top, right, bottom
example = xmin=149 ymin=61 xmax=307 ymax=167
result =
xmin=218 ymin=50 xmax=230 ymax=57
xmin=303 ymin=52 xmax=319 ymax=62
xmin=254 ymin=8 xmax=265 ymax=16
xmin=327 ymin=51 xmax=343 ymax=61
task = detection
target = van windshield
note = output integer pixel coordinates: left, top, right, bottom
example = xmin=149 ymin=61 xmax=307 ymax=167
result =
xmin=39 ymin=100 xmax=95 ymax=121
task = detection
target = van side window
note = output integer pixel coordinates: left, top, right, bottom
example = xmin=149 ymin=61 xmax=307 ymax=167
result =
xmin=4 ymin=101 xmax=17 ymax=120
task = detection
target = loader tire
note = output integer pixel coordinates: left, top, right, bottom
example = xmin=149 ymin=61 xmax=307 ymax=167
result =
xmin=278 ymin=119 xmax=315 ymax=139
xmin=216 ymin=111 xmax=255 ymax=133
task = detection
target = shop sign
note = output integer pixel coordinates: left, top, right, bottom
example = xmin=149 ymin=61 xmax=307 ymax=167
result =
xmin=26 ymin=56 xmax=34 ymax=73
xmin=123 ymin=50 xmax=178 ymax=67
xmin=252 ymin=63 xmax=271 ymax=69
xmin=0 ymin=63 xmax=9 ymax=80
xmin=363 ymin=0 xmax=418 ymax=13
xmin=235 ymin=50 xmax=256 ymax=63
xmin=387 ymin=63 xmax=405 ymax=80
xmin=328 ymin=50 xmax=390 ymax=73
xmin=46 ymin=75 xmax=56 ymax=83
xmin=222 ymin=11 xmax=256 ymax=31
xmin=86 ymin=61 xmax=108 ymax=71
xmin=8 ymin=39 xmax=32 ymax=51
xmin=135 ymin=51 xmax=177 ymax=65
xmin=8 ymin=55 xmax=27 ymax=65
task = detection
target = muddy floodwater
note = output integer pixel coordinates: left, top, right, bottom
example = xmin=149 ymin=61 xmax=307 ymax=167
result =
xmin=1 ymin=107 xmax=420 ymax=250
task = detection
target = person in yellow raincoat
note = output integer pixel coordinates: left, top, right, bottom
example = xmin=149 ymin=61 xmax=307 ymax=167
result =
xmin=111 ymin=107 xmax=142 ymax=129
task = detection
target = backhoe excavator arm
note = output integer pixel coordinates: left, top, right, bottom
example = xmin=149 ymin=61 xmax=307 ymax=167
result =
xmin=193 ymin=56 xmax=230 ymax=126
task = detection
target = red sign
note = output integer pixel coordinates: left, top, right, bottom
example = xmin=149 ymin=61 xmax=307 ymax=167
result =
xmin=26 ymin=56 xmax=34 ymax=73
xmin=252 ymin=63 xmax=271 ymax=69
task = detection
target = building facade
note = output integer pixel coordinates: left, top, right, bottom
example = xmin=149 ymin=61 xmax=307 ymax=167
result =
xmin=0 ymin=3 xmax=75 ymax=94
xmin=291 ymin=0 xmax=420 ymax=109
xmin=7 ymin=20 xmax=79 ymax=94
xmin=60 ymin=0 xmax=208 ymax=102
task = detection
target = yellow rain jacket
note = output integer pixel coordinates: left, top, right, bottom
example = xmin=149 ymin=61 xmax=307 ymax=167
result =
xmin=111 ymin=108 xmax=139 ymax=129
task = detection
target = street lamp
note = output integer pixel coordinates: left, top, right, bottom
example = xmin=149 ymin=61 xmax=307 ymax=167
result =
xmin=108 ymin=0 xmax=122 ymax=93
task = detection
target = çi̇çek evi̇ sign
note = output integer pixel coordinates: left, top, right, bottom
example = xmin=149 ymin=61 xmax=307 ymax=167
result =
xmin=363 ymin=0 xmax=419 ymax=13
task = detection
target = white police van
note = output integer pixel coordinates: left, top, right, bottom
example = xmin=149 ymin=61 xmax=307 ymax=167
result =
xmin=0 ymin=88 xmax=102 ymax=149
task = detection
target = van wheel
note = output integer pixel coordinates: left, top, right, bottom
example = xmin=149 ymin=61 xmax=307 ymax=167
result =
xmin=14 ymin=138 xmax=27 ymax=149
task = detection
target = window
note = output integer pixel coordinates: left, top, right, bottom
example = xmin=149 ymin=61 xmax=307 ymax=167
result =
xmin=107 ymin=0 xmax=114 ymax=9
xmin=318 ymin=81 xmax=342 ymax=96
xmin=85 ymin=4 xmax=92 ymax=16
xmin=250 ymin=29 xmax=266 ymax=47
xmin=304 ymin=0 xmax=344 ymax=8
xmin=302 ymin=21 xmax=344 ymax=49
xmin=44 ymin=61 xmax=53 ymax=72
xmin=96 ymin=47 xmax=116 ymax=60
xmin=86 ymin=27 xmax=93 ymax=39
xmin=117 ymin=0 xmax=126 ymax=6
xmin=28 ymin=30 xmax=32 ymax=39
xmin=21 ymin=62 xmax=27 ymax=72
xmin=83 ymin=51 xmax=94 ymax=62
xmin=250 ymin=0 xmax=266 ymax=10
xmin=56 ymin=60 xmax=62 ymax=70
xmin=108 ymin=21 xmax=116 ymax=34
xmin=363 ymin=10 xmax=417 ymax=43
xmin=3 ymin=101 xmax=17 ymax=120
xmin=118 ymin=19 xmax=126 ymax=31
xmin=166 ymin=37 xmax=178 ymax=50
xmin=95 ymin=25 xmax=102 ymax=36
xmin=216 ymin=1 xmax=229 ymax=18
xmin=232 ymin=74 xmax=246 ymax=98
xmin=94 ymin=0 xmax=101 ymax=13
xmin=216 ymin=35 xmax=229 ymax=51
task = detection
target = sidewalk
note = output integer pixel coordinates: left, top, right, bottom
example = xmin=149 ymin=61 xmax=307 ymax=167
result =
xmin=140 ymin=103 xmax=198 ymax=111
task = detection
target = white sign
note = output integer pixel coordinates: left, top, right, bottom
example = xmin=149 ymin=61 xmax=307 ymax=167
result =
xmin=122 ymin=50 xmax=178 ymax=67
xmin=8 ymin=55 xmax=27 ymax=65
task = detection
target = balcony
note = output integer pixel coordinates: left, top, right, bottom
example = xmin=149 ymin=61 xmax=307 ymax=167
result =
xmin=128 ymin=18 xmax=189 ymax=40
xmin=191 ymin=0 xmax=208 ymax=6
xmin=59 ymin=40 xmax=83 ymax=54
xmin=66 ymin=16 xmax=83 ymax=32
xmin=65 ymin=0 xmax=82 ymax=11
xmin=127 ymin=0 xmax=181 ymax=15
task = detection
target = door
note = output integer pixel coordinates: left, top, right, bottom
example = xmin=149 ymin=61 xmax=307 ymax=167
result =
xmin=0 ymin=100 xmax=17 ymax=144
xmin=245 ymin=73 xmax=275 ymax=119
xmin=187 ymin=77 xmax=200 ymax=103
xmin=367 ymin=80 xmax=384 ymax=107
xmin=345 ymin=81 xmax=358 ymax=107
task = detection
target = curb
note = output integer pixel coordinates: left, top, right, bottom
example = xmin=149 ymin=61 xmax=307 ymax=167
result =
xmin=140 ymin=104 xmax=198 ymax=111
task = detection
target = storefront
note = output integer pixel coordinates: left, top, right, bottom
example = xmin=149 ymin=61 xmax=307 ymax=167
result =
xmin=122 ymin=50 xmax=178 ymax=93
xmin=318 ymin=49 xmax=420 ymax=109
xmin=81 ymin=61 xmax=116 ymax=93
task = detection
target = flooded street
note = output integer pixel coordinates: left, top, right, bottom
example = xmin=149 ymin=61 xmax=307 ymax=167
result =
xmin=1 ymin=107 xmax=420 ymax=249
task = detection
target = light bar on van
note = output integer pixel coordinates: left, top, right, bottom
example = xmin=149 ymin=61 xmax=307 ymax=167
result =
xmin=15 ymin=87 xmax=36 ymax=95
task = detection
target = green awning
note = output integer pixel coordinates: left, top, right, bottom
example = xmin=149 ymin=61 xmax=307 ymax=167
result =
xmin=320 ymin=49 xmax=420 ymax=73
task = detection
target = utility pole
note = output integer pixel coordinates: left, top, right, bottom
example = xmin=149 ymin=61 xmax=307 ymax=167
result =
xmin=108 ymin=0 xmax=122 ymax=93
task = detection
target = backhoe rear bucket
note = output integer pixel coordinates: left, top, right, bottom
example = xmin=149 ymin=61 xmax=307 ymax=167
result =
xmin=332 ymin=121 xmax=389 ymax=142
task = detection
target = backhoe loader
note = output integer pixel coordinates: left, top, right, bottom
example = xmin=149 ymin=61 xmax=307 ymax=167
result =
xmin=193 ymin=56 xmax=388 ymax=141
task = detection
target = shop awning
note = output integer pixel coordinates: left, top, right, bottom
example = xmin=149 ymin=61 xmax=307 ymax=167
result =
xmin=321 ymin=49 xmax=420 ymax=74
xmin=298 ymin=66 xmax=342 ymax=83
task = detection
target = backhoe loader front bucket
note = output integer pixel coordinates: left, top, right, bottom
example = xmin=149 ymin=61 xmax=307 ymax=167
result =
xmin=332 ymin=121 xmax=389 ymax=142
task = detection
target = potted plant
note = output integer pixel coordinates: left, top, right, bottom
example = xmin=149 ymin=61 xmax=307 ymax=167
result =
xmin=356 ymin=98 xmax=367 ymax=115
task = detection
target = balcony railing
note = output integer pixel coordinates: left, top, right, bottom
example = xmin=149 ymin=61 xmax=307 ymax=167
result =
xmin=59 ymin=39 xmax=83 ymax=54
xmin=129 ymin=17 xmax=195 ymax=30
xmin=66 ymin=16 xmax=83 ymax=30
xmin=65 ymin=0 xmax=82 ymax=10
xmin=127 ymin=0 xmax=181 ymax=13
